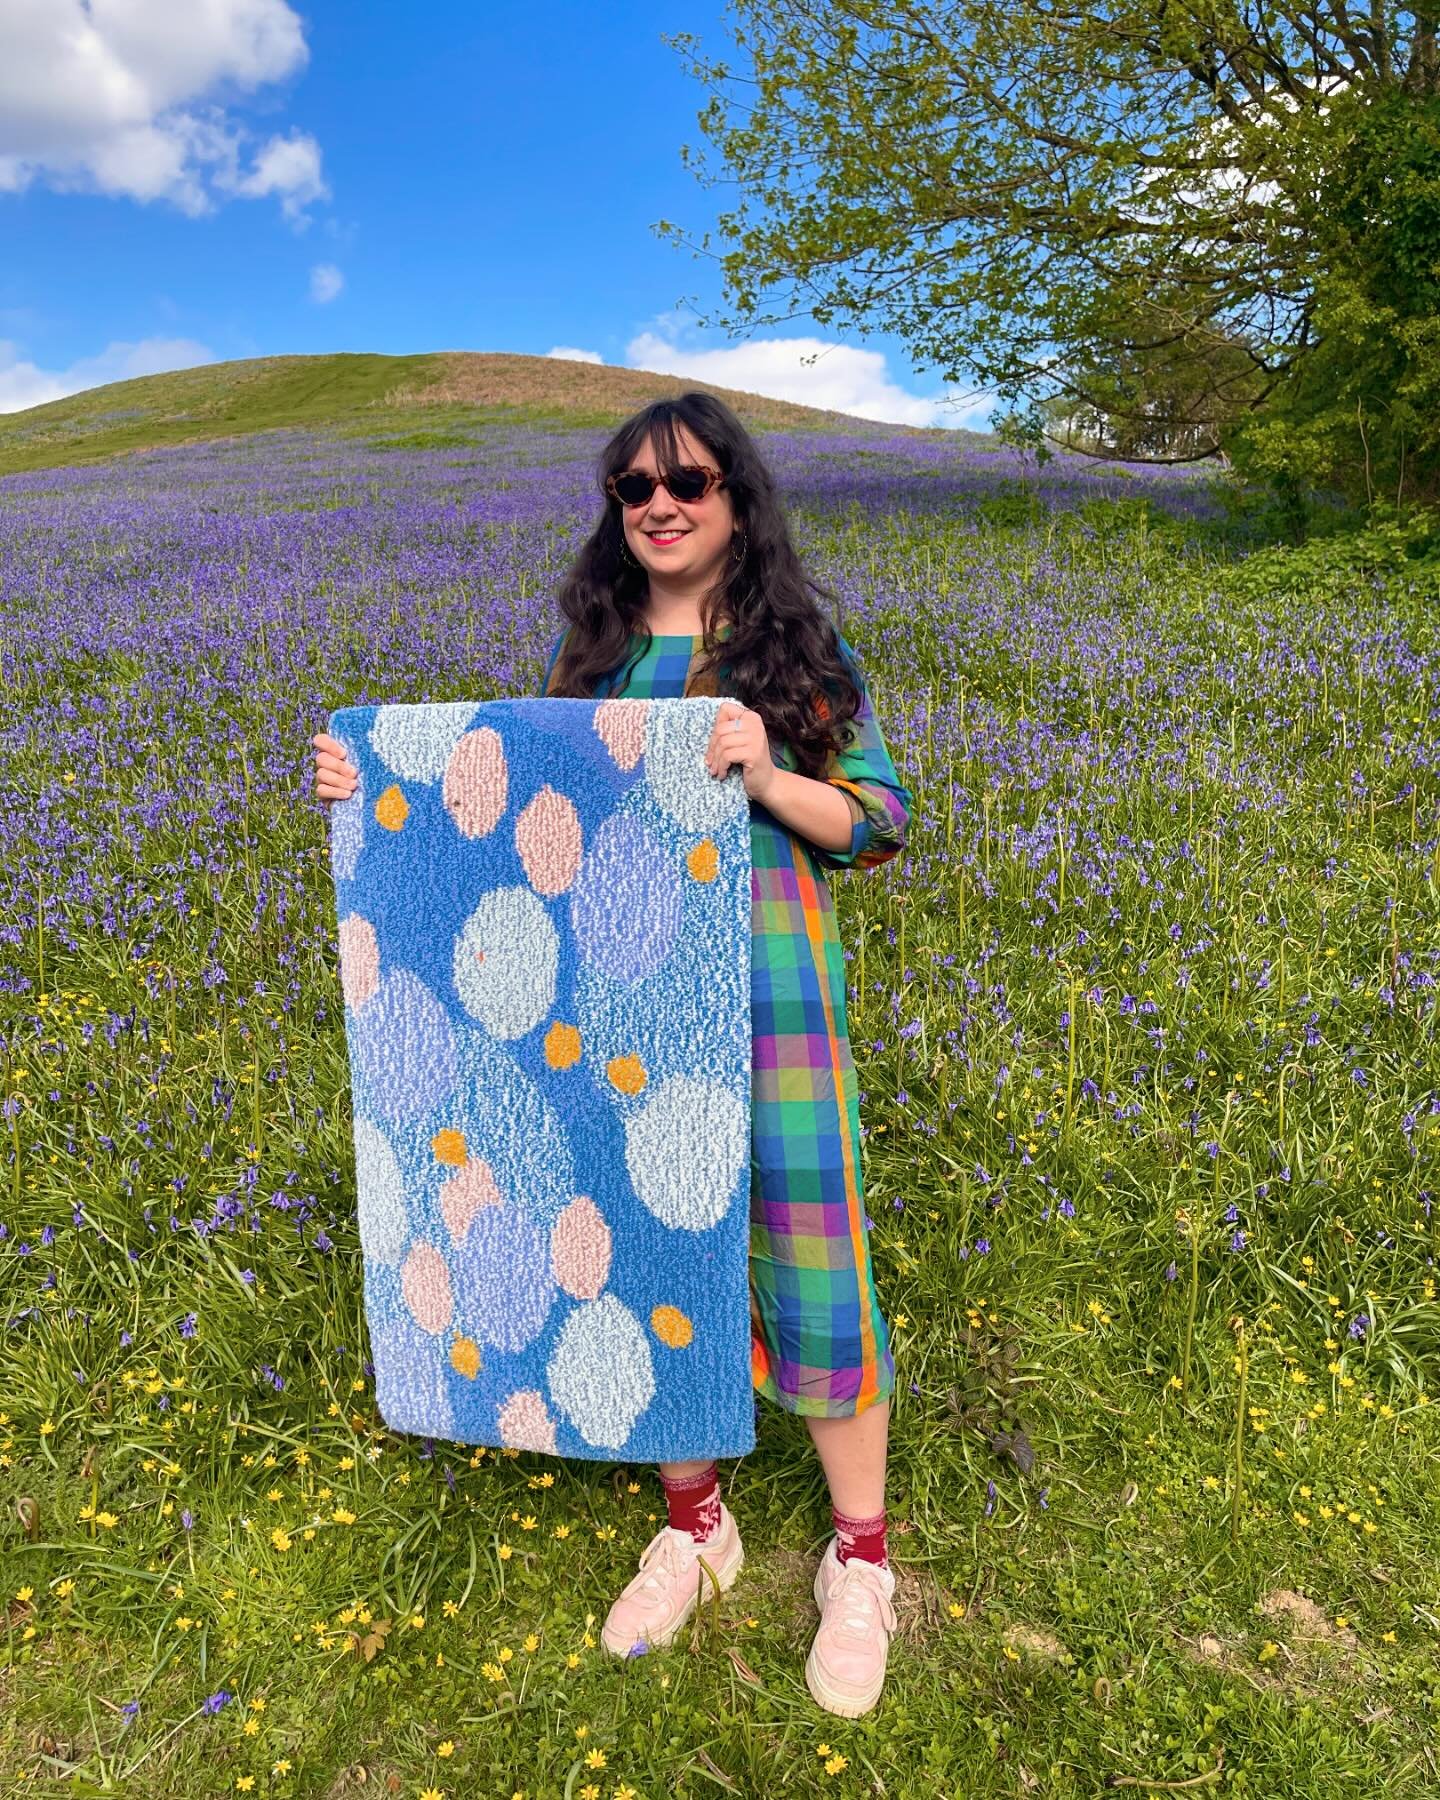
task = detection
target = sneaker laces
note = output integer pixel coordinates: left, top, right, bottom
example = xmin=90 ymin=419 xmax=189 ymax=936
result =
xmin=825 ymin=1558 xmax=897 ymax=1638
xmin=635 ymin=1525 xmax=704 ymax=1594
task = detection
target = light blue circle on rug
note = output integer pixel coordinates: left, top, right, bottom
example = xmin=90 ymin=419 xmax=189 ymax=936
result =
xmin=571 ymin=812 xmax=681 ymax=982
xmin=352 ymin=965 xmax=459 ymax=1125
xmin=453 ymin=1203 xmax=558 ymax=1353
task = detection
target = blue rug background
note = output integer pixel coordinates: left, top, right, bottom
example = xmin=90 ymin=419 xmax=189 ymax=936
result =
xmin=326 ymin=696 xmax=756 ymax=1462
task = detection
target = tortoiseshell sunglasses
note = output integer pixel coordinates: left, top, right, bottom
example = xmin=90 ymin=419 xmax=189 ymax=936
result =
xmin=604 ymin=464 xmax=727 ymax=507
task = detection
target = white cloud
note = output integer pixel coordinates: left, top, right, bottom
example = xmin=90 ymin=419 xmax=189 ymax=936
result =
xmin=622 ymin=329 xmax=996 ymax=430
xmin=0 ymin=335 xmax=214 ymax=414
xmin=231 ymin=128 xmax=326 ymax=222
xmin=545 ymin=346 xmax=603 ymax=364
xmin=0 ymin=0 xmax=326 ymax=221
xmin=309 ymin=262 xmax=344 ymax=304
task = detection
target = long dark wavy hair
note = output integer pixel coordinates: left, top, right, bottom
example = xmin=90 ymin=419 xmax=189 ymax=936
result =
xmin=546 ymin=391 xmax=863 ymax=780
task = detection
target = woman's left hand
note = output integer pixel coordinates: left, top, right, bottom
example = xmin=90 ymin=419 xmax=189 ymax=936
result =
xmin=705 ymin=701 xmax=776 ymax=801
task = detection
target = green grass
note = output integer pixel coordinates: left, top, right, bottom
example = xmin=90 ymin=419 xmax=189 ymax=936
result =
xmin=2 ymin=445 xmax=1439 ymax=1796
xmin=0 ymin=351 xmax=922 ymax=477
xmin=0 ymin=354 xmax=447 ymax=474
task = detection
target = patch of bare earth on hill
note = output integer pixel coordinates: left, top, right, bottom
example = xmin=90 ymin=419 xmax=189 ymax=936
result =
xmin=1174 ymin=1588 xmax=1369 ymax=1701
xmin=384 ymin=351 xmax=936 ymax=437
xmin=326 ymin=1760 xmax=408 ymax=1797
xmin=1001 ymin=1624 xmax=1073 ymax=1666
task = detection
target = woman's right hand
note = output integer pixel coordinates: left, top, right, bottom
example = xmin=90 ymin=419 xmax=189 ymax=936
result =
xmin=312 ymin=731 xmax=359 ymax=805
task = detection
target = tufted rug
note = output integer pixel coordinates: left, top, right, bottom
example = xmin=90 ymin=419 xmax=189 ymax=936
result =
xmin=326 ymin=695 xmax=756 ymax=1462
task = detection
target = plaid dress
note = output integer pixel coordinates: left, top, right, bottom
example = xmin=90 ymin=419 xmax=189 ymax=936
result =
xmin=540 ymin=623 xmax=911 ymax=1418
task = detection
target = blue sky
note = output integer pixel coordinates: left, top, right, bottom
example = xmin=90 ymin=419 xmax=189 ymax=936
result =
xmin=0 ymin=1 xmax=994 ymax=428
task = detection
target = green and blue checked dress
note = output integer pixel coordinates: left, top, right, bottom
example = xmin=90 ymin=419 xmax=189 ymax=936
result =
xmin=539 ymin=623 xmax=912 ymax=1418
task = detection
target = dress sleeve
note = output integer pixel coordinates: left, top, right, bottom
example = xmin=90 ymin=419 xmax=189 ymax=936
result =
xmin=807 ymin=635 xmax=912 ymax=872
xmin=538 ymin=627 xmax=568 ymax=697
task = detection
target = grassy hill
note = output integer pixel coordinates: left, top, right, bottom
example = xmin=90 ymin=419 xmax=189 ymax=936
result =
xmin=0 ymin=349 xmax=986 ymax=476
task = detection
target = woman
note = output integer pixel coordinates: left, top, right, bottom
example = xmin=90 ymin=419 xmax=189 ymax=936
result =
xmin=313 ymin=391 xmax=912 ymax=1718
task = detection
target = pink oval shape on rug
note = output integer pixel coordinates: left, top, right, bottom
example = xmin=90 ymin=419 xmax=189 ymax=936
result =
xmin=445 ymin=725 xmax=508 ymax=838
xmin=515 ymin=784 xmax=583 ymax=896
xmin=550 ymin=1193 xmax=612 ymax=1300
xmin=401 ymin=1240 xmax=453 ymax=1334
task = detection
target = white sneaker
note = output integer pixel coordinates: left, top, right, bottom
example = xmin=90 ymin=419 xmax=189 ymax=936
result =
xmin=805 ymin=1535 xmax=898 ymax=1717
xmin=600 ymin=1503 xmax=745 ymax=1655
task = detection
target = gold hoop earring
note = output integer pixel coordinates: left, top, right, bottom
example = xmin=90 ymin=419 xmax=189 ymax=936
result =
xmin=619 ymin=536 xmax=640 ymax=568
xmin=731 ymin=531 xmax=748 ymax=564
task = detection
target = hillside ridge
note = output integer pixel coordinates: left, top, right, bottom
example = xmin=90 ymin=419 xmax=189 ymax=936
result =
xmin=0 ymin=349 xmax=988 ymax=476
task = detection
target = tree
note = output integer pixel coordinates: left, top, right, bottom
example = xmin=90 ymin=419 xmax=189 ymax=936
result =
xmin=659 ymin=4 xmax=1440 ymax=505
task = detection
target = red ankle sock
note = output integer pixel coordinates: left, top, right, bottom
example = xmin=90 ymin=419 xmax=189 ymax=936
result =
xmin=832 ymin=1504 xmax=888 ymax=1570
xmin=659 ymin=1462 xmax=722 ymax=1543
